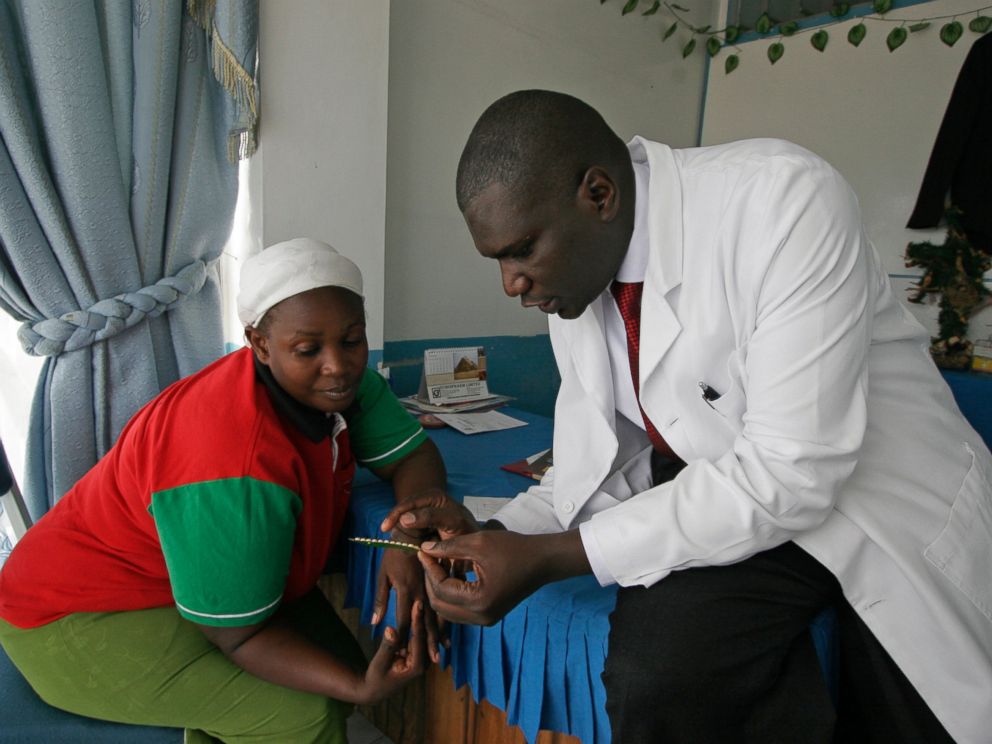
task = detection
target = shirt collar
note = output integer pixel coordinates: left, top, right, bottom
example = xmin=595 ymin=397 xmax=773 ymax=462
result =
xmin=614 ymin=158 xmax=650 ymax=284
xmin=253 ymin=355 xmax=343 ymax=443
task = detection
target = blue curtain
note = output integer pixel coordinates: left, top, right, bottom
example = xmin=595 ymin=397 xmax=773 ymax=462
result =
xmin=0 ymin=0 xmax=259 ymax=518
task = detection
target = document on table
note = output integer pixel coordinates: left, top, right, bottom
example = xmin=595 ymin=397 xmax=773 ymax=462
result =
xmin=462 ymin=495 xmax=513 ymax=521
xmin=434 ymin=410 xmax=528 ymax=435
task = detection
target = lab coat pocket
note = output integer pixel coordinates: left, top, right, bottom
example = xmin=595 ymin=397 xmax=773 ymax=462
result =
xmin=924 ymin=446 xmax=992 ymax=621
xmin=706 ymin=382 xmax=745 ymax=421
xmin=701 ymin=348 xmax=747 ymax=424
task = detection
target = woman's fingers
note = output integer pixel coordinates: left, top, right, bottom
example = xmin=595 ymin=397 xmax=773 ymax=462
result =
xmin=380 ymin=493 xmax=446 ymax=532
xmin=405 ymin=600 xmax=427 ymax=673
xmin=372 ymin=569 xmax=390 ymax=626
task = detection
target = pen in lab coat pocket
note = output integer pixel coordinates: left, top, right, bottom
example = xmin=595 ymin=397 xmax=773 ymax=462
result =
xmin=699 ymin=381 xmax=721 ymax=408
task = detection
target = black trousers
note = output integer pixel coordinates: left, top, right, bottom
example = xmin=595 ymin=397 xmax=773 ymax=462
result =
xmin=601 ymin=454 xmax=955 ymax=743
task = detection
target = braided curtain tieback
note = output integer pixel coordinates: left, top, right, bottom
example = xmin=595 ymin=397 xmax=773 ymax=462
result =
xmin=17 ymin=260 xmax=210 ymax=357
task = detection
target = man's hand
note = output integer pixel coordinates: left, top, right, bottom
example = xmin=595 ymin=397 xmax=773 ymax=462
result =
xmin=380 ymin=489 xmax=480 ymax=540
xmin=416 ymin=530 xmax=591 ymax=626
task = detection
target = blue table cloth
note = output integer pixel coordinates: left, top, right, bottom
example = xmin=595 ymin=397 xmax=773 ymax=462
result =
xmin=343 ymin=407 xmax=838 ymax=744
xmin=344 ymin=408 xmax=613 ymax=744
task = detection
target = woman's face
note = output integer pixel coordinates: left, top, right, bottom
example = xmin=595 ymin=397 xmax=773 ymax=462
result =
xmin=246 ymin=286 xmax=368 ymax=414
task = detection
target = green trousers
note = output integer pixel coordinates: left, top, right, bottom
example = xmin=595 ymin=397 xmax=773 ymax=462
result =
xmin=0 ymin=589 xmax=366 ymax=743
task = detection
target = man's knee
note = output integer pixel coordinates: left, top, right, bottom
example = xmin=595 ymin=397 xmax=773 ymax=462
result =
xmin=603 ymin=621 xmax=717 ymax=708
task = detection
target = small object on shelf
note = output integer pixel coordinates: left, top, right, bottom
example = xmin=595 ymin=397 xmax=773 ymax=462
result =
xmin=435 ymin=410 xmax=528 ymax=435
xmin=419 ymin=346 xmax=491 ymax=406
xmin=972 ymin=339 xmax=992 ymax=373
xmin=500 ymin=448 xmax=553 ymax=481
xmin=400 ymin=393 xmax=514 ymax=415
xmin=348 ymin=537 xmax=421 ymax=553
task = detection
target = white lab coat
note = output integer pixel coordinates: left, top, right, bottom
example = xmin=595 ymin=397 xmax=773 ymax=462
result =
xmin=494 ymin=137 xmax=992 ymax=742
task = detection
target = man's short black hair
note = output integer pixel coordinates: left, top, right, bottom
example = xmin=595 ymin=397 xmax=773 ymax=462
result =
xmin=456 ymin=90 xmax=628 ymax=212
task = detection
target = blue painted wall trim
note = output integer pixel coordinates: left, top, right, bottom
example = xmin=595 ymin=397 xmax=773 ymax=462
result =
xmin=730 ymin=0 xmax=933 ymax=45
xmin=235 ymin=335 xmax=990 ymax=446
xmin=382 ymin=335 xmax=561 ymax=418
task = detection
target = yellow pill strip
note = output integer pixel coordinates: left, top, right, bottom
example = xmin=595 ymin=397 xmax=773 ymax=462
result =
xmin=348 ymin=536 xmax=421 ymax=553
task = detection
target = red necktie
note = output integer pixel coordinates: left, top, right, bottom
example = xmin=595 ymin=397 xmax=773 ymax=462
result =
xmin=611 ymin=280 xmax=679 ymax=460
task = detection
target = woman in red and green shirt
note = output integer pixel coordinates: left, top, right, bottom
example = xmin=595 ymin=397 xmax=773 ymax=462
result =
xmin=0 ymin=238 xmax=448 ymax=743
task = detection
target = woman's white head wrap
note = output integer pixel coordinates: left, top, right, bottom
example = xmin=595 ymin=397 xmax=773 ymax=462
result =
xmin=237 ymin=238 xmax=364 ymax=328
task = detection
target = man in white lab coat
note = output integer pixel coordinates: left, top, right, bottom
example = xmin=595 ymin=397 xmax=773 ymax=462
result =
xmin=384 ymin=90 xmax=992 ymax=743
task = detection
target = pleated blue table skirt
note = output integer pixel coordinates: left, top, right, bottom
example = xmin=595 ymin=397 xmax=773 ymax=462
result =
xmin=344 ymin=407 xmax=838 ymax=744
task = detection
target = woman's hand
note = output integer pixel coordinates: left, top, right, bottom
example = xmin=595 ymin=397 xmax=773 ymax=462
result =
xmin=375 ymin=532 xmax=443 ymax=663
xmin=380 ymin=489 xmax=480 ymax=540
xmin=355 ymin=600 xmax=428 ymax=705
xmin=374 ymin=489 xmax=479 ymax=660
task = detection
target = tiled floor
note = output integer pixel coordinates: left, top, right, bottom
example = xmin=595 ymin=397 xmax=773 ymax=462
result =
xmin=347 ymin=712 xmax=395 ymax=744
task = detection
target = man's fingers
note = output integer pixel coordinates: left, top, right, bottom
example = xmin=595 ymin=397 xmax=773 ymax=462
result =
xmin=418 ymin=536 xmax=476 ymax=562
xmin=418 ymin=553 xmax=480 ymax=605
xmin=422 ymin=593 xmax=485 ymax=626
xmin=417 ymin=550 xmax=453 ymax=586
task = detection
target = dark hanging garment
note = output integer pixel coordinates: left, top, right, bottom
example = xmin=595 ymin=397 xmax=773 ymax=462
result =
xmin=907 ymin=33 xmax=992 ymax=254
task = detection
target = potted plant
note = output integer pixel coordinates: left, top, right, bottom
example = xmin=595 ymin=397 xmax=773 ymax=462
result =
xmin=905 ymin=207 xmax=992 ymax=369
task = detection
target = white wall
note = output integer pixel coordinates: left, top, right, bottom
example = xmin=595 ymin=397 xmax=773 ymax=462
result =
xmin=701 ymin=0 xmax=992 ymax=341
xmin=383 ymin=0 xmax=715 ymax=341
xmin=258 ymin=1 xmax=391 ymax=349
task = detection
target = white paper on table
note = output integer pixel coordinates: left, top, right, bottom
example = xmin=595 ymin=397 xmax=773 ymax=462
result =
xmin=462 ymin=495 xmax=513 ymax=521
xmin=434 ymin=410 xmax=528 ymax=435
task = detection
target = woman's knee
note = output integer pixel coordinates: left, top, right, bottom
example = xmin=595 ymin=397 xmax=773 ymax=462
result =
xmin=209 ymin=694 xmax=352 ymax=744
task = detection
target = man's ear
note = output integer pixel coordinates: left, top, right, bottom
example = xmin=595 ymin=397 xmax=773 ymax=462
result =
xmin=578 ymin=167 xmax=620 ymax=222
xmin=245 ymin=326 xmax=270 ymax=364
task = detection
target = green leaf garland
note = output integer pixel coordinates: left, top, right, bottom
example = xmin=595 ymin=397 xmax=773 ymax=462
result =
xmin=887 ymin=25 xmax=908 ymax=50
xmin=940 ymin=20 xmax=964 ymax=45
xmin=970 ymin=15 xmax=992 ymax=32
xmin=642 ymin=0 xmax=662 ymax=15
xmin=608 ymin=0 xmax=992 ymax=72
xmin=847 ymin=22 xmax=867 ymax=46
